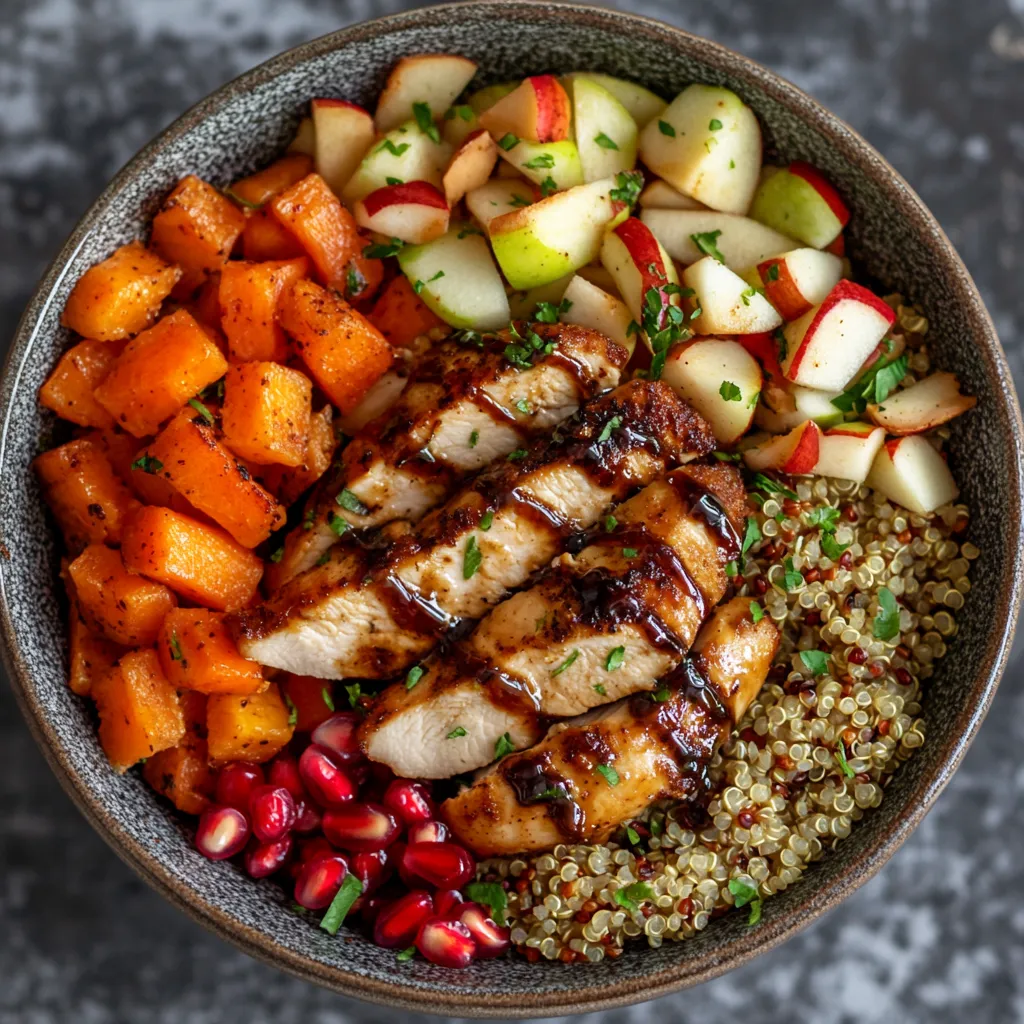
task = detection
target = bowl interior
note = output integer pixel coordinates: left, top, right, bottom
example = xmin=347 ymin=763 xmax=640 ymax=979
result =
xmin=2 ymin=2 xmax=1021 ymax=1016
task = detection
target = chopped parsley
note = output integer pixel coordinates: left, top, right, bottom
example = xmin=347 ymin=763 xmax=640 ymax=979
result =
xmin=344 ymin=683 xmax=361 ymax=709
xmin=782 ymin=557 xmax=803 ymax=591
xmin=516 ymin=398 xmax=532 ymax=414
xmin=285 ymin=693 xmax=298 ymax=727
xmin=508 ymin=194 xmax=531 ymax=208
xmin=551 ymin=649 xmax=580 ymax=676
xmin=168 ymin=633 xmax=184 ymax=661
xmin=725 ymin=560 xmax=739 ymax=577
xmin=719 ymin=380 xmax=742 ymax=402
xmin=640 ymin=282 xmax=690 ymax=380
xmin=540 ymin=176 xmax=558 ymax=197
xmin=479 ymin=510 xmax=495 ymax=531
xmin=412 ymin=101 xmax=441 ymax=143
xmin=446 ymin=726 xmax=467 ymax=739
xmin=463 ymin=535 xmax=482 ymax=579
xmin=457 ymin=225 xmax=484 ymax=238
xmin=691 ymin=229 xmax=726 ymax=263
xmin=750 ymin=600 xmax=764 ymax=624
xmin=362 ymin=237 xmax=404 ymax=259
xmin=494 ymin=733 xmax=515 ymax=760
xmin=658 ymin=120 xmax=676 ymax=137
xmin=712 ymin=450 xmax=741 ymax=462
xmin=605 ymin=646 xmax=626 ymax=672
xmin=766 ymin=262 xmax=780 ymax=282
xmin=613 ymin=882 xmax=653 ymax=913
xmin=597 ymin=415 xmax=622 ymax=442
xmin=709 ymin=118 xmax=723 ymax=131
xmin=524 ymin=152 xmax=556 ymax=170
xmin=728 ymin=878 xmax=762 ymax=926
xmin=799 ymin=649 xmax=829 ymax=676
xmin=328 ymin=512 xmax=349 ymax=537
xmin=446 ymin=104 xmax=474 ymax=122
xmin=740 ymin=287 xmax=759 ymax=306
xmin=131 ymin=453 xmax=163 ymax=474
xmin=506 ymin=448 xmax=528 ymax=461
xmin=595 ymin=763 xmax=620 ymax=787
xmin=225 ymin=189 xmax=262 ymax=210
xmin=188 ymin=398 xmax=215 ymax=425
xmin=609 ymin=170 xmax=643 ymax=207
xmin=626 ymin=826 xmax=641 ymax=845
xmin=320 ymin=874 xmax=363 ymax=935
xmin=269 ymin=546 xmax=284 ymax=563
xmin=872 ymin=586 xmax=900 ymax=641
xmin=346 ymin=262 xmax=368 ymax=298
xmin=821 ymin=531 xmax=849 ymax=561
xmin=622 ymin=547 xmax=639 ymax=558
xmin=464 ymin=881 xmax=508 ymax=925
xmin=594 ymin=132 xmax=619 ymax=150
xmin=604 ymin=515 xmax=618 ymax=532
xmin=336 ymin=488 xmax=369 ymax=515
xmin=832 ymin=348 xmax=908 ymax=414
xmin=836 ymin=739 xmax=856 ymax=779
xmin=750 ymin=473 xmax=799 ymax=500
xmin=413 ymin=270 xmax=445 ymax=295
xmin=397 ymin=947 xmax=416 ymax=962
xmin=405 ymin=665 xmax=424 ymax=690
xmin=806 ymin=506 xmax=841 ymax=531
xmin=321 ymin=687 xmax=335 ymax=711
xmin=593 ymin=683 xmax=607 ymax=696
xmin=376 ymin=138 xmax=410 ymax=157
xmin=385 ymin=176 xmax=404 ymax=186
xmin=741 ymin=517 xmax=762 ymax=560
xmin=651 ymin=686 xmax=671 ymax=702
xmin=534 ymin=298 xmax=571 ymax=323
xmin=469 ymin=429 xmax=479 ymax=448
xmin=497 ymin=132 xmax=519 ymax=151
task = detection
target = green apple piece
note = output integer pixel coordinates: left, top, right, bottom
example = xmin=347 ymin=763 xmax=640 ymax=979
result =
xmin=571 ymin=77 xmax=639 ymax=183
xmin=506 ymin=275 xmax=574 ymax=319
xmin=563 ymin=72 xmax=667 ymax=127
xmin=465 ymin=179 xmax=537 ymax=231
xmin=498 ymin=138 xmax=583 ymax=191
xmin=468 ymin=81 xmax=519 ymax=114
xmin=488 ymin=177 xmax=620 ymax=290
xmin=754 ymin=383 xmax=844 ymax=433
xmin=441 ymin=103 xmax=481 ymax=148
xmin=748 ymin=164 xmax=847 ymax=249
xmin=342 ymin=120 xmax=451 ymax=203
xmin=638 ymin=84 xmax=762 ymax=214
xmin=397 ymin=224 xmax=510 ymax=330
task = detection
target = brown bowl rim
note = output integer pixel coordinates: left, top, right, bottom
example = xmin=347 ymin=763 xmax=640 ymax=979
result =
xmin=3 ymin=1 xmax=1022 ymax=1015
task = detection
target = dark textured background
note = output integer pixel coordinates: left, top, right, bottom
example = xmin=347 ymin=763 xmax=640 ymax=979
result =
xmin=2 ymin=1 xmax=1023 ymax=1021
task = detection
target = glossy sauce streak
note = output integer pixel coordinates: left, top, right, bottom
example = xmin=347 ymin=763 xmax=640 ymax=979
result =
xmin=668 ymin=473 xmax=742 ymax=559
xmin=503 ymin=753 xmax=585 ymax=837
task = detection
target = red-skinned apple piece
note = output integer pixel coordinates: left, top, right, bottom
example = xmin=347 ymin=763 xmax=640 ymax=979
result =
xmin=442 ymin=129 xmax=499 ymax=206
xmin=479 ymin=75 xmax=571 ymax=143
xmin=755 ymin=247 xmax=843 ymax=321
xmin=311 ymin=99 xmax=376 ymax=196
xmin=867 ymin=372 xmax=977 ymax=435
xmin=750 ymin=160 xmax=850 ymax=249
xmin=354 ymin=181 xmax=450 ymax=245
xmin=738 ymin=330 xmax=792 ymax=414
xmin=781 ymin=280 xmax=896 ymax=390
xmin=866 ymin=435 xmax=959 ymax=513
xmin=812 ymin=421 xmax=885 ymax=483
xmin=742 ymin=420 xmax=822 ymax=475
xmin=855 ymin=333 xmax=906 ymax=382
xmin=374 ymin=54 xmax=478 ymax=133
xmin=753 ymin=382 xmax=843 ymax=434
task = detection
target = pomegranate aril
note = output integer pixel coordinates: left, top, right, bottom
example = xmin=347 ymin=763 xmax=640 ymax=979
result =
xmin=351 ymin=849 xmax=392 ymax=894
xmin=267 ymin=753 xmax=306 ymax=800
xmin=382 ymin=779 xmax=435 ymax=826
xmin=373 ymin=889 xmax=434 ymax=948
xmin=311 ymin=712 xmax=364 ymax=763
xmin=457 ymin=903 xmax=511 ymax=958
xmin=434 ymin=889 xmax=465 ymax=918
xmin=248 ymin=784 xmax=297 ymax=843
xmin=293 ymin=798 xmax=321 ymax=835
xmin=392 ymin=841 xmax=417 ymax=887
xmin=196 ymin=806 xmax=250 ymax=860
xmin=407 ymin=819 xmax=449 ymax=844
xmin=402 ymin=842 xmax=475 ymax=889
xmin=293 ymin=853 xmax=349 ymax=910
xmin=245 ymin=834 xmax=294 ymax=879
xmin=360 ymin=893 xmax=392 ymax=926
xmin=323 ymin=802 xmax=400 ymax=852
xmin=416 ymin=917 xmax=476 ymax=969
xmin=214 ymin=762 xmax=264 ymax=812
xmin=297 ymin=836 xmax=333 ymax=864
xmin=298 ymin=745 xmax=357 ymax=807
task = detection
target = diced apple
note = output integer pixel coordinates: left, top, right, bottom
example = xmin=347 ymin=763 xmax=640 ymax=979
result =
xmin=641 ymin=208 xmax=796 ymax=271
xmin=441 ymin=104 xmax=481 ymax=148
xmin=575 ymin=263 xmax=621 ymax=297
xmin=342 ymin=120 xmax=451 ymax=203
xmin=749 ymin=161 xmax=850 ymax=249
xmin=743 ymin=420 xmax=822 ymax=475
xmin=813 ymin=421 xmax=885 ymax=483
xmin=867 ymin=372 xmax=977 ymax=435
xmin=374 ymin=54 xmax=478 ymax=133
xmin=570 ymin=76 xmax=638 ymax=183
xmin=480 ymin=75 xmax=572 ymax=144
xmin=354 ymin=181 xmax=450 ymax=244
xmin=506 ymin=275 xmax=573 ymax=320
xmin=754 ymin=247 xmax=843 ymax=320
xmin=397 ymin=224 xmax=510 ymax=331
xmin=638 ymin=84 xmax=762 ymax=214
xmin=311 ymin=99 xmax=376 ymax=196
xmin=563 ymin=73 xmax=667 ymax=127
xmin=559 ymin=275 xmax=636 ymax=355
xmin=465 ymin=178 xmax=538 ymax=230
xmin=443 ymin=129 xmax=499 ymax=206
xmin=639 ymin=179 xmax=707 ymax=210
xmin=781 ymin=280 xmax=896 ymax=390
xmin=856 ymin=333 xmax=905 ymax=382
xmin=754 ymin=382 xmax=844 ymax=433
xmin=866 ymin=435 xmax=959 ymax=513
xmin=682 ymin=256 xmax=782 ymax=335
xmin=469 ymin=81 xmax=519 ymax=114
xmin=662 ymin=337 xmax=763 ymax=444
xmin=288 ymin=116 xmax=316 ymax=156
xmin=497 ymin=138 xmax=583 ymax=191
xmin=489 ymin=177 xmax=623 ymax=290
xmin=600 ymin=217 xmax=680 ymax=333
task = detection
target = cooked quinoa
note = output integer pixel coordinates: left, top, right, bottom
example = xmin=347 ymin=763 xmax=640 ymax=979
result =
xmin=477 ymin=299 xmax=975 ymax=963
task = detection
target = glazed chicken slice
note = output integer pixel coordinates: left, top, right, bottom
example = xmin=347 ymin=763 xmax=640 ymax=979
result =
xmin=234 ymin=381 xmax=716 ymax=678
xmin=269 ymin=324 xmax=628 ymax=584
xmin=358 ymin=462 xmax=748 ymax=779
xmin=442 ymin=597 xmax=779 ymax=856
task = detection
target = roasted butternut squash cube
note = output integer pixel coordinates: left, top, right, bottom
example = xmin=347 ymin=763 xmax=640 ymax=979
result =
xmin=281 ymin=674 xmax=336 ymax=733
xmin=186 ymin=272 xmax=225 ymax=334
xmin=61 ymin=242 xmax=181 ymax=342
xmin=344 ymin=236 xmax=386 ymax=306
xmin=150 ymin=175 xmax=246 ymax=295
xmin=220 ymin=361 xmax=312 ymax=468
xmin=68 ymin=594 xmax=125 ymax=697
xmin=279 ymin=279 xmax=392 ymax=415
xmin=368 ymin=274 xmax=446 ymax=346
xmin=93 ymin=308 xmax=229 ymax=437
xmin=120 ymin=506 xmax=263 ymax=612
xmin=127 ymin=442 xmax=210 ymax=521
xmin=34 ymin=438 xmax=141 ymax=551
xmin=157 ymin=607 xmax=265 ymax=695
xmin=229 ymin=153 xmax=314 ymax=208
xmin=218 ymin=258 xmax=308 ymax=363
xmin=84 ymin=425 xmax=140 ymax=483
xmin=92 ymin=649 xmax=185 ymax=772
xmin=68 ymin=544 xmax=177 ymax=646
xmin=143 ymin=690 xmax=217 ymax=814
xmin=270 ymin=173 xmax=361 ymax=292
xmin=39 ymin=339 xmax=125 ymax=428
xmin=260 ymin=405 xmax=338 ymax=507
xmin=141 ymin=409 xmax=285 ymax=547
xmin=241 ymin=207 xmax=306 ymax=262
xmin=206 ymin=682 xmax=294 ymax=764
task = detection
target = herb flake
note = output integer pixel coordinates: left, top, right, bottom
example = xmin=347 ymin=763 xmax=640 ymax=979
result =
xmin=320 ymin=874 xmax=363 ymax=935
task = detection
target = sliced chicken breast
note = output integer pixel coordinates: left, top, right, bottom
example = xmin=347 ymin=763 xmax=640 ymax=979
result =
xmin=442 ymin=597 xmax=779 ymax=856
xmin=359 ymin=462 xmax=748 ymax=778
xmin=234 ymin=381 xmax=716 ymax=679
xmin=268 ymin=324 xmax=628 ymax=585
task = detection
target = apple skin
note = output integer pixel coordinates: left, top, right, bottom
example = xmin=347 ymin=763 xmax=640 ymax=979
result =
xmin=865 ymin=435 xmax=959 ymax=514
xmin=600 ymin=217 xmax=681 ymax=333
xmin=480 ymin=75 xmax=572 ymax=143
xmin=311 ymin=99 xmax=376 ymax=196
xmin=355 ymin=181 xmax=450 ymax=244
xmin=341 ymin=120 xmax=451 ymax=203
xmin=755 ymin=247 xmax=843 ymax=321
xmin=361 ymin=181 xmax=448 ymax=216
xmin=742 ymin=420 xmax=822 ymax=475
xmin=682 ymin=256 xmax=782 ymax=336
xmin=866 ymin=371 xmax=977 ymax=436
xmin=749 ymin=161 xmax=850 ymax=249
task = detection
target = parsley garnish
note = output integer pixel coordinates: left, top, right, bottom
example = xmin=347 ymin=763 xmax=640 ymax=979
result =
xmin=131 ymin=453 xmax=163 ymax=474
xmin=597 ymin=415 xmax=622 ymax=442
xmin=741 ymin=517 xmax=761 ymax=560
xmin=872 ymin=587 xmax=900 ymax=641
xmin=345 ymin=262 xmax=368 ymax=298
xmin=719 ymin=381 xmax=742 ymax=402
xmin=613 ymin=882 xmax=653 ymax=913
xmin=726 ymin=560 xmax=739 ymax=577
xmin=464 ymin=881 xmax=508 ymax=925
xmin=806 ymin=506 xmax=841 ymax=531
xmin=507 ymin=448 xmax=528 ymax=461
xmin=469 ymin=429 xmax=479 ymax=448
xmin=269 ymin=546 xmax=284 ymax=563
xmin=658 ymin=120 xmax=676 ymax=137
xmin=594 ymin=683 xmax=607 ymax=696
xmin=651 ymin=686 xmax=671 ymax=702
xmin=362 ymin=238 xmax=404 ymax=259
xmin=766 ymin=262 xmax=780 ymax=282
xmin=524 ymin=152 xmax=555 ymax=169
xmin=832 ymin=351 xmax=908 ymax=414
xmin=596 ymin=763 xmax=619 ymax=787
xmin=336 ymin=488 xmax=368 ymax=515
xmin=728 ymin=878 xmax=762 ymax=926
xmin=594 ymin=132 xmax=619 ymax=150
xmin=376 ymin=139 xmax=410 ymax=157
xmin=799 ymin=649 xmax=829 ymax=676
xmin=781 ymin=557 xmax=803 ymax=591
xmin=691 ymin=229 xmax=726 ymax=263
xmin=405 ymin=665 xmax=424 ymax=690
xmin=740 ymin=287 xmax=759 ymax=306
xmin=479 ymin=510 xmax=495 ymax=531
xmin=397 ymin=947 xmax=416 ymax=962
xmin=285 ymin=694 xmax=298 ymax=727
xmin=344 ymin=683 xmax=360 ymax=709
xmin=626 ymin=826 xmax=641 ymax=845
xmin=751 ymin=473 xmax=799 ymax=500
xmin=412 ymin=101 xmax=441 ymax=143
xmin=709 ymin=118 xmax=723 ymax=131
xmin=497 ymin=133 xmax=519 ymax=151
xmin=446 ymin=726 xmax=467 ymax=739
xmin=515 ymin=398 xmax=532 ymax=414
xmin=609 ymin=170 xmax=643 ymax=207
xmin=540 ymin=176 xmax=558 ymax=197
xmin=622 ymin=547 xmax=639 ymax=558
xmin=463 ymin=535 xmax=482 ymax=579
xmin=534 ymin=298 xmax=571 ymax=323
xmin=328 ymin=512 xmax=349 ymax=537
xmin=552 ymin=649 xmax=580 ymax=676
xmin=494 ymin=733 xmax=515 ymax=760
xmin=605 ymin=646 xmax=625 ymax=671
xmin=750 ymin=600 xmax=764 ymax=624
xmin=836 ymin=739 xmax=856 ymax=778
xmin=320 ymin=875 xmax=363 ymax=935
xmin=188 ymin=398 xmax=215 ymax=425
xmin=821 ymin=531 xmax=849 ymax=561
xmin=604 ymin=515 xmax=618 ymax=532
xmin=385 ymin=176 xmax=403 ymax=186
xmin=457 ymin=225 xmax=484 ymax=238
xmin=169 ymin=633 xmax=184 ymax=661
xmin=321 ymin=686 xmax=335 ymax=711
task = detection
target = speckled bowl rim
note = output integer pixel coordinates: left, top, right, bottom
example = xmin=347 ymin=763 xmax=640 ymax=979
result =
xmin=3 ymin=2 xmax=1022 ymax=1016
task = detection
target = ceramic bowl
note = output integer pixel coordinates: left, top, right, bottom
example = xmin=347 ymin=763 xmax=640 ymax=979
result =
xmin=3 ymin=2 xmax=1022 ymax=1016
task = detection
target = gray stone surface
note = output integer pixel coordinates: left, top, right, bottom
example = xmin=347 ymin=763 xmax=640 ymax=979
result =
xmin=1 ymin=0 xmax=1023 ymax=1021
